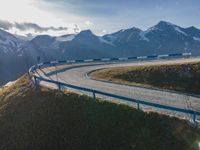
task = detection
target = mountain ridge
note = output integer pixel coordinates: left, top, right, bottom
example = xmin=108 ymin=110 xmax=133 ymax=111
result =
xmin=1 ymin=20 xmax=200 ymax=85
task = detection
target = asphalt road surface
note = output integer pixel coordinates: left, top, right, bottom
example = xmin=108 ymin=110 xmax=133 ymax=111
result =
xmin=35 ymin=58 xmax=200 ymax=121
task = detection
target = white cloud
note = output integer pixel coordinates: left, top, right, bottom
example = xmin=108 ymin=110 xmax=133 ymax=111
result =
xmin=0 ymin=20 xmax=81 ymax=36
xmin=85 ymin=21 xmax=94 ymax=27
xmin=0 ymin=0 xmax=75 ymax=30
xmin=0 ymin=0 xmax=82 ymax=36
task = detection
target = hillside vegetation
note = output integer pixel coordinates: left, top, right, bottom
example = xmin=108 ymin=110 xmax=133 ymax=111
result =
xmin=90 ymin=61 xmax=200 ymax=95
xmin=0 ymin=75 xmax=199 ymax=150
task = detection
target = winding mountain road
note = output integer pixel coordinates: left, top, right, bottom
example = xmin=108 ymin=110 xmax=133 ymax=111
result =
xmin=35 ymin=58 xmax=200 ymax=120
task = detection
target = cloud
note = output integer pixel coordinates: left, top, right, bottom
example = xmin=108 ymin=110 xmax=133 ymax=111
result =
xmin=0 ymin=20 xmax=68 ymax=33
xmin=0 ymin=20 xmax=13 ymax=30
xmin=1 ymin=0 xmax=200 ymax=36
xmin=15 ymin=22 xmax=68 ymax=32
xmin=40 ymin=0 xmax=119 ymax=17
xmin=85 ymin=21 xmax=94 ymax=27
xmin=0 ymin=20 xmax=80 ymax=36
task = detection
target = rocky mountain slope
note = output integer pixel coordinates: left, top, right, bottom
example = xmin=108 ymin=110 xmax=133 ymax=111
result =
xmin=1 ymin=21 xmax=200 ymax=85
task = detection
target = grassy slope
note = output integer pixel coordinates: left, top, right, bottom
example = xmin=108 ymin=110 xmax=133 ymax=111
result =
xmin=90 ymin=61 xmax=200 ymax=95
xmin=0 ymin=75 xmax=199 ymax=150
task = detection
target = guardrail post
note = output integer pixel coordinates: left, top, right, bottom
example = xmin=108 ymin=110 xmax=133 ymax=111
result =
xmin=193 ymin=113 xmax=196 ymax=125
xmin=93 ymin=92 xmax=96 ymax=100
xmin=58 ymin=83 xmax=61 ymax=90
xmin=34 ymin=76 xmax=37 ymax=85
xmin=137 ymin=100 xmax=140 ymax=110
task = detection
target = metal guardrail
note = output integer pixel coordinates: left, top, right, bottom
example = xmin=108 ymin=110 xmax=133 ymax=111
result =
xmin=28 ymin=52 xmax=200 ymax=125
xmin=34 ymin=52 xmax=192 ymax=67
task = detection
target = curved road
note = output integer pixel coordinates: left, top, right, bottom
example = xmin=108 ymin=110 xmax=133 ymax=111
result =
xmin=35 ymin=58 xmax=200 ymax=121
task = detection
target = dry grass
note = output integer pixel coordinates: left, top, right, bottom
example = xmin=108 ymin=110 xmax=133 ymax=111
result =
xmin=0 ymin=75 xmax=199 ymax=150
xmin=90 ymin=61 xmax=200 ymax=95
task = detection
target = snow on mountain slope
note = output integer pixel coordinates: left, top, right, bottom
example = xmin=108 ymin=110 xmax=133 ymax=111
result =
xmin=0 ymin=29 xmax=25 ymax=53
xmin=1 ymin=20 xmax=200 ymax=86
xmin=104 ymin=34 xmax=118 ymax=43
xmin=15 ymin=34 xmax=35 ymax=41
xmin=99 ymin=37 xmax=115 ymax=46
xmin=193 ymin=37 xmax=200 ymax=41
xmin=139 ymin=31 xmax=150 ymax=41
xmin=56 ymin=34 xmax=75 ymax=42
xmin=174 ymin=27 xmax=188 ymax=36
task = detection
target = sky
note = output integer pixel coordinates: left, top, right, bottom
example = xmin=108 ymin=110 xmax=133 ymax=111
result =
xmin=0 ymin=0 xmax=200 ymax=36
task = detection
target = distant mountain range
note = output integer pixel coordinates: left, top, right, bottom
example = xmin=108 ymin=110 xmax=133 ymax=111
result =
xmin=1 ymin=20 xmax=200 ymax=85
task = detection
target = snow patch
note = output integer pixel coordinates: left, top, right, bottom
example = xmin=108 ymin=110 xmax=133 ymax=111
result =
xmin=174 ymin=27 xmax=188 ymax=36
xmin=99 ymin=37 xmax=115 ymax=46
xmin=56 ymin=34 xmax=75 ymax=42
xmin=127 ymin=32 xmax=134 ymax=41
xmin=120 ymin=29 xmax=125 ymax=33
xmin=193 ymin=37 xmax=200 ymax=41
xmin=147 ymin=27 xmax=158 ymax=32
xmin=0 ymin=29 xmax=24 ymax=54
xmin=139 ymin=31 xmax=150 ymax=42
xmin=106 ymin=35 xmax=117 ymax=43
xmin=164 ymin=21 xmax=176 ymax=26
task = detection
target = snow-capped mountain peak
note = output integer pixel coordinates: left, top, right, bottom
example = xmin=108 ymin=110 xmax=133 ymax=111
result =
xmin=0 ymin=29 xmax=25 ymax=53
xmin=1 ymin=20 xmax=200 ymax=86
xmin=156 ymin=20 xmax=176 ymax=27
